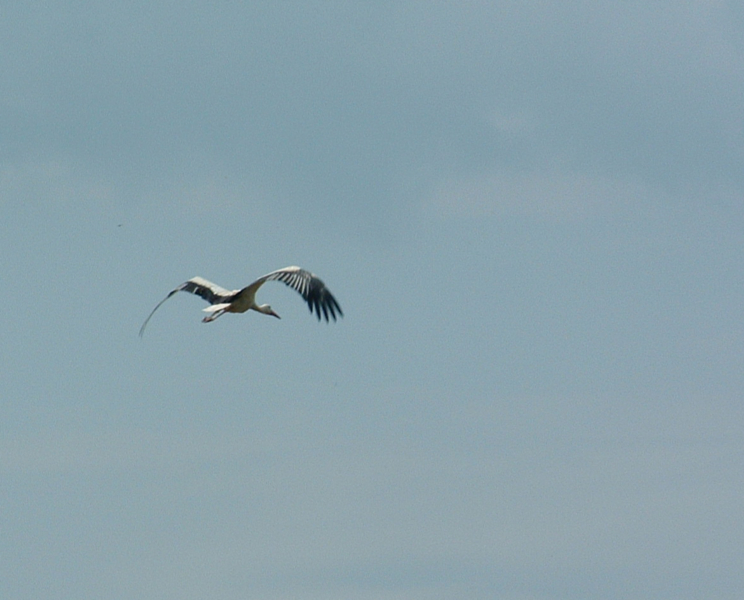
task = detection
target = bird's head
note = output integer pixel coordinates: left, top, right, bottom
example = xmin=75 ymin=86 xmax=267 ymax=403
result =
xmin=259 ymin=304 xmax=281 ymax=319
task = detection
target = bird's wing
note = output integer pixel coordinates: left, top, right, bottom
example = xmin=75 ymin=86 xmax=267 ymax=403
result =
xmin=179 ymin=277 xmax=234 ymax=304
xmin=239 ymin=266 xmax=344 ymax=322
xmin=139 ymin=277 xmax=234 ymax=336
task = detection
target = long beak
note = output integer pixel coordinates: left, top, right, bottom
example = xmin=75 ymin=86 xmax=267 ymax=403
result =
xmin=270 ymin=310 xmax=281 ymax=319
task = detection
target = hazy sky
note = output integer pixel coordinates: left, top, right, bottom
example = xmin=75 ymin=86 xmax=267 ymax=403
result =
xmin=2 ymin=3 xmax=743 ymax=599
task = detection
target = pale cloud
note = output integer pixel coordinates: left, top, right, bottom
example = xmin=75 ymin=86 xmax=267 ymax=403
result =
xmin=486 ymin=109 xmax=538 ymax=136
xmin=0 ymin=424 xmax=322 ymax=477
xmin=0 ymin=159 xmax=113 ymax=208
xmin=426 ymin=170 xmax=660 ymax=220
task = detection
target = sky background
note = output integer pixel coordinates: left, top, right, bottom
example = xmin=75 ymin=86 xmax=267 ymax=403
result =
xmin=2 ymin=2 xmax=743 ymax=599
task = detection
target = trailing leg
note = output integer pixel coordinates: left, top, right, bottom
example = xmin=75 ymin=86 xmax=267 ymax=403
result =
xmin=201 ymin=303 xmax=230 ymax=323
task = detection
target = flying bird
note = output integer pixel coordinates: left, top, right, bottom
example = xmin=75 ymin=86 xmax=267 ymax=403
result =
xmin=139 ymin=266 xmax=342 ymax=336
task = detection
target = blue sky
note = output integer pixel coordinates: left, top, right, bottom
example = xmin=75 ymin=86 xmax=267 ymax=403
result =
xmin=2 ymin=3 xmax=743 ymax=599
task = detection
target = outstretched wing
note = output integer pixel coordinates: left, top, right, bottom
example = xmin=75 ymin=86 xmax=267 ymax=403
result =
xmin=241 ymin=266 xmax=343 ymax=322
xmin=178 ymin=277 xmax=234 ymax=304
xmin=139 ymin=277 xmax=234 ymax=336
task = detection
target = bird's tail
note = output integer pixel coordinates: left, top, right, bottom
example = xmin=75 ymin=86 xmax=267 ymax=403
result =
xmin=202 ymin=303 xmax=231 ymax=314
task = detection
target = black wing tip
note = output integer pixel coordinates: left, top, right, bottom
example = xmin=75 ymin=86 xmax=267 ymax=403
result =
xmin=272 ymin=268 xmax=343 ymax=322
xmin=323 ymin=291 xmax=343 ymax=322
xmin=312 ymin=296 xmax=343 ymax=322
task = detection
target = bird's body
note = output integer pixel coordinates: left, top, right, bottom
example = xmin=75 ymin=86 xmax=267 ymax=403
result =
xmin=139 ymin=266 xmax=342 ymax=336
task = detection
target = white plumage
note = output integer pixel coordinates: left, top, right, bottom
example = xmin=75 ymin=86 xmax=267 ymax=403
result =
xmin=139 ymin=266 xmax=342 ymax=336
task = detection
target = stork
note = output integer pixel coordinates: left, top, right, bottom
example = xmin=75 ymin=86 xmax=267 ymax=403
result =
xmin=139 ymin=266 xmax=342 ymax=336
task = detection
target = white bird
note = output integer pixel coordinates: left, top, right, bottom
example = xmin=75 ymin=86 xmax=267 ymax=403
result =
xmin=139 ymin=266 xmax=342 ymax=336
